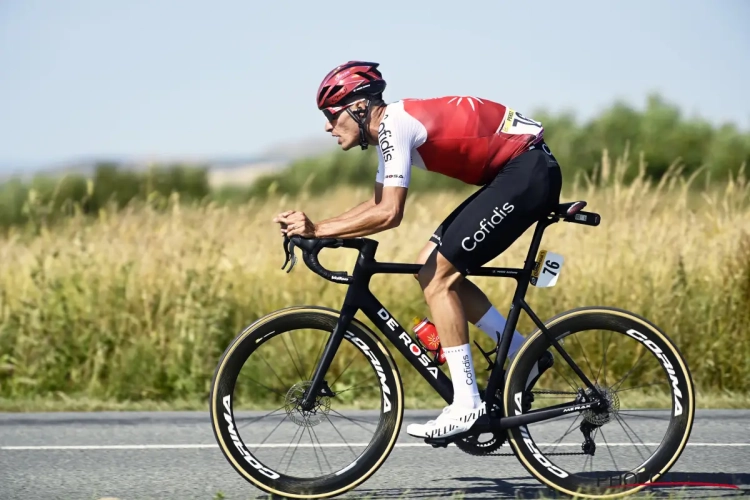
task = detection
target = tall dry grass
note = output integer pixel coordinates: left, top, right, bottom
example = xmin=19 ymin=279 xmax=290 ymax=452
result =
xmin=0 ymin=151 xmax=748 ymax=407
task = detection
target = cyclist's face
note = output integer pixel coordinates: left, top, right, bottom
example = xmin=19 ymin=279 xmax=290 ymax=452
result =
xmin=323 ymin=102 xmax=363 ymax=151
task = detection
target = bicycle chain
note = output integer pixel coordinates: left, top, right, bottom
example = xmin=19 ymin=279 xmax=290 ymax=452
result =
xmin=487 ymin=449 xmax=587 ymax=457
xmin=474 ymin=440 xmax=588 ymax=457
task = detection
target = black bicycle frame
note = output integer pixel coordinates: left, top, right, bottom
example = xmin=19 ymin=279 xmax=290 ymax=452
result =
xmin=294 ymin=214 xmax=603 ymax=431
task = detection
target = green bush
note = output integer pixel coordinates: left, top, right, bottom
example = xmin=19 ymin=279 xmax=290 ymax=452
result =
xmin=0 ymin=163 xmax=211 ymax=230
xmin=534 ymin=93 xmax=750 ymax=181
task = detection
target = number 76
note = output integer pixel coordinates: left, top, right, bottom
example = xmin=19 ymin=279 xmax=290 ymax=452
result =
xmin=542 ymin=260 xmax=560 ymax=275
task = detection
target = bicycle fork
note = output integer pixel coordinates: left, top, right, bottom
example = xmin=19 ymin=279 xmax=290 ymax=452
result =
xmin=299 ymin=287 xmax=361 ymax=411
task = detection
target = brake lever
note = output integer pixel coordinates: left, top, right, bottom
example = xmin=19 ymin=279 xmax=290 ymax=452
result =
xmin=280 ymin=235 xmax=298 ymax=273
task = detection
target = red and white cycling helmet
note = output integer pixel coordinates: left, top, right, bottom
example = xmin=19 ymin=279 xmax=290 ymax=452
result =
xmin=316 ymin=61 xmax=387 ymax=149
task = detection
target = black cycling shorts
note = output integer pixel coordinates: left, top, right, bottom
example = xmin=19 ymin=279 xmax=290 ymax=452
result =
xmin=429 ymin=142 xmax=563 ymax=275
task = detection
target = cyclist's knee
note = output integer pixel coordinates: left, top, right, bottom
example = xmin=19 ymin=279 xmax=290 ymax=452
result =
xmin=418 ymin=252 xmax=462 ymax=298
xmin=413 ymin=241 xmax=438 ymax=281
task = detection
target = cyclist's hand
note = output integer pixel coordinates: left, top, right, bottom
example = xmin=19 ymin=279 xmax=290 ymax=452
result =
xmin=273 ymin=210 xmax=295 ymax=235
xmin=274 ymin=210 xmax=316 ymax=238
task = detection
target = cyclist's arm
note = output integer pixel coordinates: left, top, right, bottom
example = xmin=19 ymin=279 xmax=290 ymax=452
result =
xmin=312 ymin=182 xmax=383 ymax=226
xmin=314 ymin=131 xmax=412 ymax=238
xmin=313 ymin=184 xmax=406 ymax=238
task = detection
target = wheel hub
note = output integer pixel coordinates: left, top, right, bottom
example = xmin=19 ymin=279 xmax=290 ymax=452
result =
xmin=284 ymin=381 xmax=331 ymax=427
xmin=583 ymin=384 xmax=620 ymax=425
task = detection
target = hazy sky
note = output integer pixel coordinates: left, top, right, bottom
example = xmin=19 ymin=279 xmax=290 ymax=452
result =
xmin=1 ymin=0 xmax=748 ymax=169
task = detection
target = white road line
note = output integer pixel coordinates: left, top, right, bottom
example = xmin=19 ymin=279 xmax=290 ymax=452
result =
xmin=1 ymin=442 xmax=749 ymax=451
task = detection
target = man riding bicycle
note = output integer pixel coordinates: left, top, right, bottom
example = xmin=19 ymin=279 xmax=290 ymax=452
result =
xmin=274 ymin=60 xmax=562 ymax=439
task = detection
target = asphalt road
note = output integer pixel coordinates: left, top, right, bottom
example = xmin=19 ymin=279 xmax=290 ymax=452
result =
xmin=1 ymin=410 xmax=748 ymax=500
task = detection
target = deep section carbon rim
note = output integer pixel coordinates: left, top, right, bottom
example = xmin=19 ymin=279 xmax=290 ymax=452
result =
xmin=504 ymin=307 xmax=695 ymax=498
xmin=210 ymin=308 xmax=404 ymax=499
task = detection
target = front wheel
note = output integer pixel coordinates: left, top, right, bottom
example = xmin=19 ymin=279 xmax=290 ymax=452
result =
xmin=504 ymin=306 xmax=695 ymax=498
xmin=210 ymin=306 xmax=405 ymax=499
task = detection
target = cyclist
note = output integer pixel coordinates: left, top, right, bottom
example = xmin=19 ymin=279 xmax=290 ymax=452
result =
xmin=274 ymin=61 xmax=561 ymax=439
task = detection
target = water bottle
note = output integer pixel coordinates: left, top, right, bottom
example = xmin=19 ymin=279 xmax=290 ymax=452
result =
xmin=412 ymin=317 xmax=446 ymax=365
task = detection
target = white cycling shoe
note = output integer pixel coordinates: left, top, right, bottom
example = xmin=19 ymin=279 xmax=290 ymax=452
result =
xmin=406 ymin=402 xmax=486 ymax=439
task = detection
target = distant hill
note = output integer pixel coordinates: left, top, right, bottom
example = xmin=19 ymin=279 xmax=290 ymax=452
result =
xmin=0 ymin=135 xmax=336 ymax=186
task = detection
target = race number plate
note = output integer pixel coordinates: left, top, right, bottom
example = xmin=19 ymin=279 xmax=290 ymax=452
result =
xmin=530 ymin=250 xmax=564 ymax=287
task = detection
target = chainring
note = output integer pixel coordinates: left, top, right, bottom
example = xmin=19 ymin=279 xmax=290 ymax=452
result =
xmin=455 ymin=430 xmax=508 ymax=456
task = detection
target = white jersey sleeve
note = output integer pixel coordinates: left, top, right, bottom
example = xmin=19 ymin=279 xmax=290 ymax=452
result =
xmin=375 ymin=101 xmax=427 ymax=189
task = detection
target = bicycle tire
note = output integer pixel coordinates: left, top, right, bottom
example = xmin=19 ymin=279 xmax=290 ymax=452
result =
xmin=209 ymin=306 xmax=404 ymax=499
xmin=503 ymin=306 xmax=695 ymax=498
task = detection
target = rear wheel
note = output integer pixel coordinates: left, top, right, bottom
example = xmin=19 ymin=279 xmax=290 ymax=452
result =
xmin=210 ymin=306 xmax=404 ymax=499
xmin=504 ymin=307 xmax=695 ymax=498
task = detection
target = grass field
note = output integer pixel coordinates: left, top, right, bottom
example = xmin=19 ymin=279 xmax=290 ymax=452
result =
xmin=0 ymin=154 xmax=748 ymax=410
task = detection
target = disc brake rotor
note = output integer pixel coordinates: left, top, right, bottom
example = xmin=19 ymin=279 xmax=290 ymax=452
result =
xmin=284 ymin=381 xmax=331 ymax=427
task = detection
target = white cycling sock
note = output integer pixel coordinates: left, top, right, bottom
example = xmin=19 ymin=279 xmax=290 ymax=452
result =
xmin=443 ymin=344 xmax=482 ymax=409
xmin=475 ymin=306 xmax=526 ymax=359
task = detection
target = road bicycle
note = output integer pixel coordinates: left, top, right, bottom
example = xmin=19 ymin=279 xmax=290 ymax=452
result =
xmin=209 ymin=199 xmax=695 ymax=499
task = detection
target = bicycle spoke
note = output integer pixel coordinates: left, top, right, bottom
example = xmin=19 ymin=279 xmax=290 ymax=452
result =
xmin=614 ymin=381 xmax=663 ymax=394
xmin=526 ymin=412 xmax=582 ymax=428
xmin=289 ymin=331 xmax=308 ymax=379
xmin=333 ymin=383 xmax=381 ymax=395
xmin=323 ymin=413 xmax=360 ymax=460
xmin=616 ymin=411 xmax=672 ymax=421
xmin=610 ymin=348 xmax=649 ymax=393
xmin=590 ymin=427 xmax=600 ymax=473
xmin=328 ymin=409 xmax=379 ymax=429
xmin=617 ymin=413 xmax=655 ymax=457
xmin=279 ymin=425 xmax=305 ymax=475
xmin=242 ymin=377 xmax=287 ymax=398
xmin=256 ymin=351 xmax=291 ymax=392
xmin=582 ymin=448 xmax=592 ymax=474
xmin=328 ymin=352 xmax=362 ymax=388
xmin=251 ymin=413 xmax=291 ymax=454
xmin=595 ymin=330 xmax=614 ymax=386
xmin=279 ymin=333 xmax=305 ymax=381
xmin=235 ymin=405 xmax=286 ymax=429
xmin=540 ymin=413 xmax=581 ymax=454
xmin=572 ymin=333 xmax=596 ymax=382
xmin=306 ymin=422 xmax=329 ymax=475
xmin=613 ymin=414 xmax=648 ymax=463
xmin=598 ymin=427 xmax=620 ymax=472
xmin=551 ymin=362 xmax=582 ymax=393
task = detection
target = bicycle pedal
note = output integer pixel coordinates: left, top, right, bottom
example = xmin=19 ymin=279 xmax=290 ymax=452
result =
xmin=426 ymin=439 xmax=450 ymax=448
xmin=425 ymin=439 xmax=449 ymax=448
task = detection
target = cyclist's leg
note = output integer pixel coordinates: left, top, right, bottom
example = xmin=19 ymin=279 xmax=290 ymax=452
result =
xmin=407 ymin=246 xmax=487 ymax=438
xmin=415 ymin=186 xmax=504 ymax=326
xmin=434 ymin=145 xmax=562 ymax=388
xmin=407 ymin=145 xmax=561 ymax=439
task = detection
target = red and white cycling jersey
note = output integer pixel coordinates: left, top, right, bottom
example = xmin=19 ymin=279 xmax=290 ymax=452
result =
xmin=375 ymin=96 xmax=545 ymax=188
